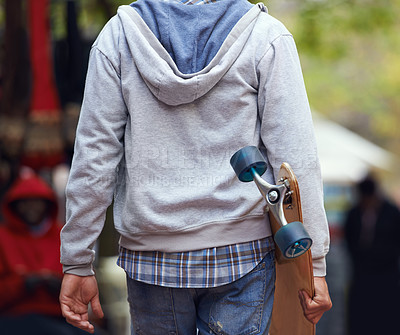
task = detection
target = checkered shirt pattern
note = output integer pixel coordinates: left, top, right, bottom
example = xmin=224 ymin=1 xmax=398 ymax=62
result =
xmin=117 ymin=237 xmax=274 ymax=288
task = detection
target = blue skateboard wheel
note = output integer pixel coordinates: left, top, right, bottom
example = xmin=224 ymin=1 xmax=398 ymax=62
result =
xmin=230 ymin=146 xmax=267 ymax=182
xmin=274 ymin=221 xmax=312 ymax=258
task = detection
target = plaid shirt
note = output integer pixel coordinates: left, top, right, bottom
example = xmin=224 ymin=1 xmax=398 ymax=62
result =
xmin=117 ymin=237 xmax=274 ymax=288
xmin=116 ymin=0 xmax=273 ymax=289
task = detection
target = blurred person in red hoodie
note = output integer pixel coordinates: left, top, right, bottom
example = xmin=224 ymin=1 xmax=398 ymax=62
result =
xmin=0 ymin=168 xmax=90 ymax=335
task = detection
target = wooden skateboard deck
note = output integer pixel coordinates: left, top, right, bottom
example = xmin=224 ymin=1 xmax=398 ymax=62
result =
xmin=268 ymin=163 xmax=315 ymax=335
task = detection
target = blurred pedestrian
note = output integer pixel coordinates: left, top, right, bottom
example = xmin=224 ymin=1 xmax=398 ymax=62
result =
xmin=344 ymin=174 xmax=400 ymax=335
xmin=0 ymin=168 xmax=90 ymax=335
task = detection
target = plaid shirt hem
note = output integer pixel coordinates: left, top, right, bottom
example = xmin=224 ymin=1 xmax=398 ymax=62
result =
xmin=117 ymin=237 xmax=274 ymax=288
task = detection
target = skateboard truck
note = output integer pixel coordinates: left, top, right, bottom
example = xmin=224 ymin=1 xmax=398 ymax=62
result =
xmin=230 ymin=146 xmax=312 ymax=259
xmin=251 ymin=168 xmax=289 ymax=227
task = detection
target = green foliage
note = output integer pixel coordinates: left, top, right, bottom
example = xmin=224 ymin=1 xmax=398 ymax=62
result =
xmin=288 ymin=0 xmax=400 ymax=154
xmin=0 ymin=2 xmax=4 ymax=26
xmin=295 ymin=0 xmax=398 ymax=59
xmin=78 ymin=0 xmax=128 ymax=33
xmin=50 ymin=0 xmax=130 ymax=40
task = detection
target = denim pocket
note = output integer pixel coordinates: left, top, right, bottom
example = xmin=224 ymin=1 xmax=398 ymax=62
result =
xmin=207 ymin=251 xmax=275 ymax=335
xmin=127 ymin=278 xmax=179 ymax=335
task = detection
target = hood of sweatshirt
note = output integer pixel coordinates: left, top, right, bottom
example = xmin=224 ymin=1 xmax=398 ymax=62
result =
xmin=116 ymin=0 xmax=264 ymax=106
xmin=1 ymin=169 xmax=58 ymax=235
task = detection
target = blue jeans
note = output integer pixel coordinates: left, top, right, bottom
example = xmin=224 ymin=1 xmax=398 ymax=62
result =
xmin=126 ymin=251 xmax=275 ymax=335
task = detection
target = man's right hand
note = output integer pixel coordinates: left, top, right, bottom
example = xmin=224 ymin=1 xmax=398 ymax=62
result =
xmin=59 ymin=273 xmax=104 ymax=334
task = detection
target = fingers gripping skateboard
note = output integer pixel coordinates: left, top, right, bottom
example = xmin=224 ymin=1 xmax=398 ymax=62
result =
xmin=230 ymin=146 xmax=312 ymax=259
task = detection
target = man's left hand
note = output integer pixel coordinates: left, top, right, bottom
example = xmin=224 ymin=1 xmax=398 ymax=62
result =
xmin=298 ymin=276 xmax=332 ymax=324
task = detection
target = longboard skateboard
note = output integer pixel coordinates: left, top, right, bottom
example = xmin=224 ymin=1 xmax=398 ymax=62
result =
xmin=230 ymin=146 xmax=315 ymax=335
xmin=268 ymin=163 xmax=315 ymax=335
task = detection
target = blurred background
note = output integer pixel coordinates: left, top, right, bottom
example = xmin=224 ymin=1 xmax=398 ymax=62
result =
xmin=0 ymin=0 xmax=399 ymax=334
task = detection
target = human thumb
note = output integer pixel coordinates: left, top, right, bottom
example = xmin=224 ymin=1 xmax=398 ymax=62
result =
xmin=91 ymin=294 xmax=104 ymax=319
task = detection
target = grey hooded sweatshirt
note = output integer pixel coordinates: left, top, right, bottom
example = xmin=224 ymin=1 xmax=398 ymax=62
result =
xmin=61 ymin=0 xmax=330 ymax=277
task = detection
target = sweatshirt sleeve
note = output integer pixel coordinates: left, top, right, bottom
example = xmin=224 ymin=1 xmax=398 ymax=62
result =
xmin=257 ymin=33 xmax=330 ymax=276
xmin=60 ymin=40 xmax=128 ymax=276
